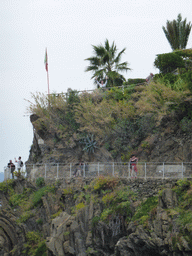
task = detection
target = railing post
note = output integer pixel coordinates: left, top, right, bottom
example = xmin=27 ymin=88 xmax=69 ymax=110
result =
xmin=112 ymin=162 xmax=114 ymax=177
xmin=128 ymin=162 xmax=130 ymax=178
xmin=57 ymin=163 xmax=59 ymax=179
xmin=181 ymin=162 xmax=183 ymax=179
xmin=45 ymin=164 xmax=47 ymax=179
xmin=70 ymin=163 xmax=72 ymax=178
xmin=163 ymin=162 xmax=165 ymax=179
xmin=83 ymin=163 xmax=85 ymax=177
xmin=145 ymin=163 xmax=146 ymax=180
xmin=98 ymin=163 xmax=100 ymax=176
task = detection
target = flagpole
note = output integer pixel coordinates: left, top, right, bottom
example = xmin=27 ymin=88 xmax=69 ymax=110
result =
xmin=47 ymin=68 xmax=50 ymax=95
xmin=44 ymin=48 xmax=50 ymax=95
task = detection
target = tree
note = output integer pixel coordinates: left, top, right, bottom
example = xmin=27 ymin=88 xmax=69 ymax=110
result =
xmin=162 ymin=14 xmax=192 ymax=51
xmin=85 ymin=39 xmax=130 ymax=87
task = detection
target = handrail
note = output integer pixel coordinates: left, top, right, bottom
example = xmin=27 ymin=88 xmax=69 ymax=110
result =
xmin=3 ymin=162 xmax=192 ymax=181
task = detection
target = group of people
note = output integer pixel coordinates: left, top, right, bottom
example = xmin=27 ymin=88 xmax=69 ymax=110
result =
xmin=7 ymin=157 xmax=23 ymax=179
xmin=72 ymin=156 xmax=138 ymax=178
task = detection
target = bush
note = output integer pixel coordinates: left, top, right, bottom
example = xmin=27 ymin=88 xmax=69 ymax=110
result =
xmin=23 ymin=231 xmax=47 ymax=256
xmin=154 ymin=52 xmax=185 ymax=73
xmin=180 ymin=71 xmax=192 ymax=92
xmin=132 ymin=196 xmax=158 ymax=221
xmin=31 ymin=185 xmax=55 ymax=207
xmin=180 ymin=117 xmax=192 ymax=133
xmin=36 ymin=177 xmax=45 ymax=188
xmin=0 ymin=179 xmax=15 ymax=194
xmin=91 ymin=216 xmax=100 ymax=228
xmin=125 ymin=78 xmax=146 ymax=85
xmin=154 ymin=73 xmax=178 ymax=85
xmin=17 ymin=211 xmax=35 ymax=223
xmin=91 ymin=176 xmax=119 ymax=193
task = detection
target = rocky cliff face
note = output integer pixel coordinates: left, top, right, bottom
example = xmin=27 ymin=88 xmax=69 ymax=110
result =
xmin=27 ymin=114 xmax=192 ymax=167
xmin=0 ymin=177 xmax=192 ymax=256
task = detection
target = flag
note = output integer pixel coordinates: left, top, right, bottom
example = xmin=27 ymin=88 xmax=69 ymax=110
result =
xmin=44 ymin=48 xmax=48 ymax=72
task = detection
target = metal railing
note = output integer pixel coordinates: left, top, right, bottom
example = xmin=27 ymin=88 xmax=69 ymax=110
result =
xmin=4 ymin=162 xmax=192 ymax=181
xmin=3 ymin=162 xmax=190 ymax=181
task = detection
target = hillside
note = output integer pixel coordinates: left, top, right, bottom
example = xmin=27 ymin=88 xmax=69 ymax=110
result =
xmin=26 ymin=76 xmax=192 ymax=168
xmin=0 ymin=177 xmax=192 ymax=255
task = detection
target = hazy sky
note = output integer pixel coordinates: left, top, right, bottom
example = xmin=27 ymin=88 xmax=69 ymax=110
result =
xmin=0 ymin=0 xmax=192 ymax=173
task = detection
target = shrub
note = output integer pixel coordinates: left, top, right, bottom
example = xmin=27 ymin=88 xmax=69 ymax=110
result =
xmin=17 ymin=211 xmax=35 ymax=223
xmin=91 ymin=216 xmax=100 ymax=228
xmin=154 ymin=73 xmax=178 ymax=85
xmin=180 ymin=117 xmax=192 ymax=133
xmin=104 ymin=87 xmax=125 ymax=101
xmin=0 ymin=179 xmax=15 ymax=194
xmin=132 ymin=196 xmax=158 ymax=221
xmin=31 ymin=185 xmax=55 ymax=207
xmin=9 ymin=193 xmax=25 ymax=207
xmin=23 ymin=231 xmax=47 ymax=256
xmin=72 ymin=202 xmax=85 ymax=215
xmin=51 ymin=210 xmax=62 ymax=219
xmin=100 ymin=208 xmax=113 ymax=222
xmin=63 ymin=188 xmax=73 ymax=196
xmin=125 ymin=78 xmax=146 ymax=85
xmin=75 ymin=202 xmax=85 ymax=211
xmin=36 ymin=218 xmax=43 ymax=225
xmin=154 ymin=52 xmax=185 ymax=73
xmin=102 ymin=192 xmax=115 ymax=205
xmin=91 ymin=176 xmax=119 ymax=192
xmin=36 ymin=177 xmax=45 ymax=188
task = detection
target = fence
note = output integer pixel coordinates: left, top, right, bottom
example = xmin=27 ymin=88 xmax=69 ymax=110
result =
xmin=4 ymin=162 xmax=192 ymax=181
xmin=4 ymin=166 xmax=26 ymax=181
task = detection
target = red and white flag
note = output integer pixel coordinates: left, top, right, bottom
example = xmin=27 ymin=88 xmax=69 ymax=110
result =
xmin=44 ymin=48 xmax=48 ymax=72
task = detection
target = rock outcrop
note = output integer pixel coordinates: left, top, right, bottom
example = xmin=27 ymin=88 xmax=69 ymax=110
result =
xmin=0 ymin=178 xmax=192 ymax=256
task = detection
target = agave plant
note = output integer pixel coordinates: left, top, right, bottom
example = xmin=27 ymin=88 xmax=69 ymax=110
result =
xmin=80 ymin=134 xmax=98 ymax=153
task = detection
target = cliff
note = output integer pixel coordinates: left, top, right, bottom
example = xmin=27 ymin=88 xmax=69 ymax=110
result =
xmin=0 ymin=177 xmax=192 ymax=255
xmin=26 ymin=84 xmax=192 ymax=168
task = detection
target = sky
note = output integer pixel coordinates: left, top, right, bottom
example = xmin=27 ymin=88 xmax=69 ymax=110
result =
xmin=0 ymin=0 xmax=192 ymax=176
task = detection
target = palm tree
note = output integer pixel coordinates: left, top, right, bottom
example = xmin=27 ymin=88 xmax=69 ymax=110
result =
xmin=162 ymin=14 xmax=192 ymax=51
xmin=85 ymin=39 xmax=130 ymax=87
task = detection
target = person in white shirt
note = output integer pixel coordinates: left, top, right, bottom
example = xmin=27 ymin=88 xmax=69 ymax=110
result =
xmin=15 ymin=156 xmax=23 ymax=174
xmin=95 ymin=77 xmax=108 ymax=88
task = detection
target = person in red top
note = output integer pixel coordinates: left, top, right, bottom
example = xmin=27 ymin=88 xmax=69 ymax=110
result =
xmin=129 ymin=155 xmax=138 ymax=178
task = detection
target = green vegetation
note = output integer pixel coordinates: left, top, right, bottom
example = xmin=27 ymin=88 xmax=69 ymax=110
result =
xmin=154 ymin=52 xmax=185 ymax=73
xmin=23 ymin=231 xmax=47 ymax=256
xmin=31 ymin=185 xmax=56 ymax=207
xmin=51 ymin=210 xmax=62 ymax=219
xmin=18 ymin=211 xmax=35 ymax=223
xmin=28 ymin=53 xmax=192 ymax=160
xmin=0 ymin=179 xmax=15 ymax=194
xmin=132 ymin=196 xmax=158 ymax=223
xmin=63 ymin=187 xmax=73 ymax=196
xmin=90 ymin=176 xmax=119 ymax=193
xmin=36 ymin=177 xmax=45 ymax=188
